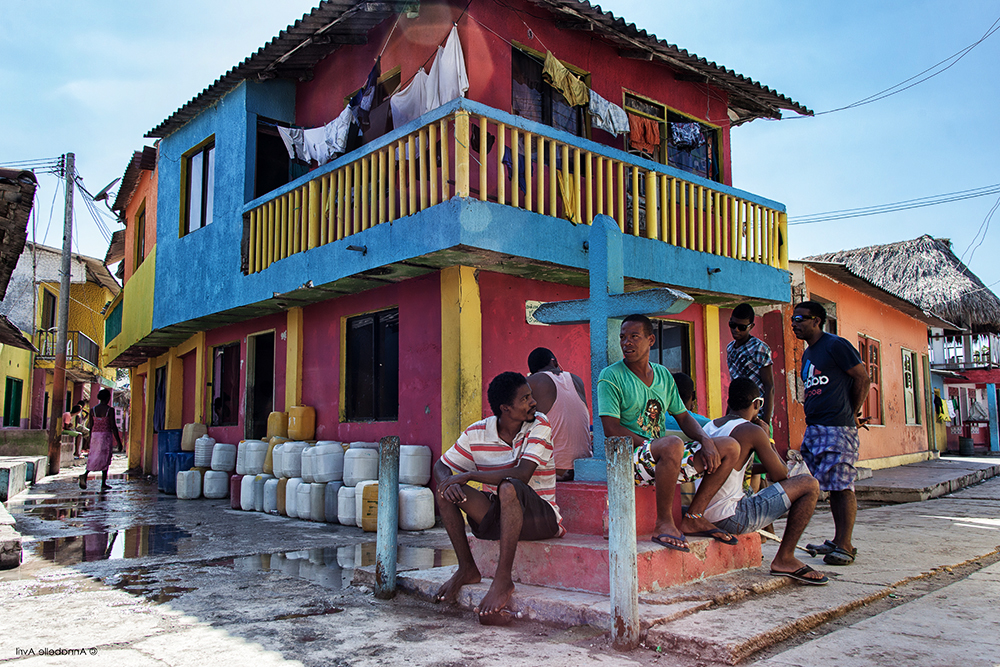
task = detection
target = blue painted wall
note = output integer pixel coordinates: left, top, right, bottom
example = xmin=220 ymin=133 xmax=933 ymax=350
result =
xmin=154 ymin=79 xmax=295 ymax=331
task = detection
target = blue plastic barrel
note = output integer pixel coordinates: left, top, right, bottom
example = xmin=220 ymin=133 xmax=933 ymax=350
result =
xmin=157 ymin=429 xmax=183 ymax=492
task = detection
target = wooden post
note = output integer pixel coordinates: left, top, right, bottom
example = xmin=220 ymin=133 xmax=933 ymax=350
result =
xmin=375 ymin=435 xmax=400 ymax=599
xmin=454 ymin=110 xmax=471 ymax=198
xmin=606 ymin=435 xmax=639 ymax=650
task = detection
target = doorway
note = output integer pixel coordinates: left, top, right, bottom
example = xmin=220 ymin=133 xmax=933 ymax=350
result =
xmin=245 ymin=331 xmax=275 ymax=440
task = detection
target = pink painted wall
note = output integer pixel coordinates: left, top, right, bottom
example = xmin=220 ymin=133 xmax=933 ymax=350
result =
xmin=296 ymin=0 xmax=734 ymax=185
xmin=203 ymin=313 xmax=287 ymax=444
xmin=478 ymin=271 xmax=591 ymax=415
xmin=301 ymin=272 xmax=442 ymax=455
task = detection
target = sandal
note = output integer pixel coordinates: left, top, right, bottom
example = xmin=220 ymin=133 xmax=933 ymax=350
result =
xmin=805 ymin=540 xmax=838 ymax=556
xmin=823 ymin=546 xmax=857 ymax=566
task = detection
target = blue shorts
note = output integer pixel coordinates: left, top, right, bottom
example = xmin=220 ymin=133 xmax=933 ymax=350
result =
xmin=714 ymin=483 xmax=791 ymax=535
xmin=801 ymin=425 xmax=860 ymax=492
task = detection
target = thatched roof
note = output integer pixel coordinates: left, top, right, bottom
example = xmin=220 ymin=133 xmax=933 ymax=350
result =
xmin=806 ymin=235 xmax=1000 ymax=333
xmin=0 ymin=168 xmax=36 ymax=300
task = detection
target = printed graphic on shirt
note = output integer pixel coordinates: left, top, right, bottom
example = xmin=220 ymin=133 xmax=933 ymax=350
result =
xmin=636 ymin=398 xmax=663 ymax=439
xmin=802 ymin=360 xmax=830 ymax=397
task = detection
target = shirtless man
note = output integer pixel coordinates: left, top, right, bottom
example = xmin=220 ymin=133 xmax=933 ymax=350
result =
xmin=433 ymin=372 xmax=564 ymax=624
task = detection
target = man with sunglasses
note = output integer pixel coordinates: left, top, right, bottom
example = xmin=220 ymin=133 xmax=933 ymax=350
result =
xmin=727 ymin=303 xmax=774 ymax=431
xmin=792 ymin=301 xmax=871 ymax=567
xmin=696 ymin=378 xmax=827 ymax=584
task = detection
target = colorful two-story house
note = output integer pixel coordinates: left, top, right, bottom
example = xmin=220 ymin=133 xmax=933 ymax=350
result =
xmin=109 ymin=0 xmax=809 ymax=474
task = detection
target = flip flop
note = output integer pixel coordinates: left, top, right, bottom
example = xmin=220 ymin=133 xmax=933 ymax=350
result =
xmin=805 ymin=539 xmax=837 ymax=556
xmin=685 ymin=528 xmax=738 ymax=546
xmin=824 ymin=546 xmax=857 ymax=566
xmin=770 ymin=565 xmax=829 ymax=585
xmin=651 ymin=533 xmax=690 ymax=552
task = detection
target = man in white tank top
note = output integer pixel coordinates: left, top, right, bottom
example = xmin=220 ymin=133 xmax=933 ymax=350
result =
xmin=526 ymin=348 xmax=592 ymax=481
xmin=697 ymin=378 xmax=828 ymax=585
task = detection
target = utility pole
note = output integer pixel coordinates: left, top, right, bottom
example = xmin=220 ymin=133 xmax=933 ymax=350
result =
xmin=47 ymin=153 xmax=74 ymax=475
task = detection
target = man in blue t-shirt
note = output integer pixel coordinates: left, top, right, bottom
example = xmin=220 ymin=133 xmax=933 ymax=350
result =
xmin=792 ymin=302 xmax=871 ymax=566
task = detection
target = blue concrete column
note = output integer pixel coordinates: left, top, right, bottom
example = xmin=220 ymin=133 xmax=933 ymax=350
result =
xmin=988 ymin=384 xmax=999 ymax=453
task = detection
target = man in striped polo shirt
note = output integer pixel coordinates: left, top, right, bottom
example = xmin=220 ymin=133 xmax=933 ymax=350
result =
xmin=434 ymin=371 xmax=564 ymax=625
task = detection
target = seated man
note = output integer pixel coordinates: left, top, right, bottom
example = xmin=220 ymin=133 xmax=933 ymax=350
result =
xmin=697 ymin=378 xmax=827 ymax=585
xmin=599 ymin=314 xmax=742 ymax=552
xmin=434 ymin=371 xmax=565 ymax=624
xmin=526 ymin=347 xmax=592 ymax=481
xmin=663 ymin=372 xmax=711 ymax=431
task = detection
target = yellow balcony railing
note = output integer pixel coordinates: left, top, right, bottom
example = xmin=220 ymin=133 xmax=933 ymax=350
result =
xmin=244 ymin=99 xmax=788 ymax=274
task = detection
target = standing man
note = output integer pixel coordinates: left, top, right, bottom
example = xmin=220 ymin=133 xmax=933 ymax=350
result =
xmin=526 ymin=347 xmax=591 ymax=481
xmin=599 ymin=314 xmax=741 ymax=551
xmin=792 ymin=301 xmax=871 ymax=566
xmin=434 ymin=372 xmax=564 ymax=624
xmin=727 ymin=303 xmax=774 ymax=431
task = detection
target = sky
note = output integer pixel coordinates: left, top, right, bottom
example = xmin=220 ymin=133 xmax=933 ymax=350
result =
xmin=2 ymin=0 xmax=999 ymax=289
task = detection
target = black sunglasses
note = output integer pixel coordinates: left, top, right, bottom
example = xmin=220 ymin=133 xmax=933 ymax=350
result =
xmin=791 ymin=315 xmax=817 ymax=324
xmin=728 ymin=321 xmax=750 ymax=331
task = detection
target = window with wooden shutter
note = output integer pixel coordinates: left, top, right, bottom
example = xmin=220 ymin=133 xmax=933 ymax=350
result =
xmin=858 ymin=335 xmax=882 ymax=425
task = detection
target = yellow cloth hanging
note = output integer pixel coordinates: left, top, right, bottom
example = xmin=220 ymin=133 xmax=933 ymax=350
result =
xmin=542 ymin=51 xmax=589 ymax=107
xmin=557 ymin=172 xmax=581 ymax=224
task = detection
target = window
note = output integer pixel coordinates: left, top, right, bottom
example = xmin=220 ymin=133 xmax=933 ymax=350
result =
xmin=135 ymin=202 xmax=146 ymax=268
xmin=623 ymin=92 xmax=720 ymax=182
xmin=902 ymin=349 xmax=921 ymax=425
xmin=183 ymin=141 xmax=215 ymax=234
xmin=345 ymin=308 xmax=399 ymax=421
xmin=212 ymin=343 xmax=240 ymax=426
xmin=3 ymin=377 xmax=22 ymax=427
xmin=649 ymin=319 xmax=693 ymax=378
xmin=512 ymin=47 xmax=585 ymax=137
xmin=41 ymin=288 xmax=56 ymax=331
xmin=105 ymin=300 xmax=123 ymax=343
xmin=153 ymin=365 xmax=166 ymax=433
xmin=858 ymin=335 xmax=882 ymax=425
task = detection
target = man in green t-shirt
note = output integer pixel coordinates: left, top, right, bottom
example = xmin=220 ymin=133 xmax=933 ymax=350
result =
xmin=598 ymin=315 xmax=742 ymax=552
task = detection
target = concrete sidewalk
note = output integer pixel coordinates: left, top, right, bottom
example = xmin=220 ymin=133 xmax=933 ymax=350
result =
xmin=855 ymin=455 xmax=1000 ymax=503
xmin=372 ymin=456 xmax=1000 ymax=664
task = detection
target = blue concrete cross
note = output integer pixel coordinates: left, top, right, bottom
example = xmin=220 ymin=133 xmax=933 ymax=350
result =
xmin=533 ymin=215 xmax=693 ymax=482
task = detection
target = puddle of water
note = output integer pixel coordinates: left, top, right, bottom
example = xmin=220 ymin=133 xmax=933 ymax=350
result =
xmin=109 ymin=569 xmax=195 ymax=603
xmin=31 ymin=525 xmax=193 ymax=565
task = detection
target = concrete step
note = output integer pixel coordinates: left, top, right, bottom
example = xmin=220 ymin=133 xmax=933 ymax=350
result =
xmin=0 ymin=460 xmax=28 ymax=502
xmin=0 ymin=501 xmax=21 ymax=570
xmin=469 ymin=531 xmax=762 ymax=594
xmin=855 ymin=458 xmax=1000 ymax=502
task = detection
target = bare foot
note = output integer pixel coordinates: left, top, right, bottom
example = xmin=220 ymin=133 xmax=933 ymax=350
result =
xmin=477 ymin=576 xmax=515 ymax=619
xmin=770 ymin=557 xmax=826 ymax=583
xmin=434 ymin=566 xmax=481 ymax=604
xmin=478 ymin=608 xmax=515 ymax=626
xmin=681 ymin=513 xmax=734 ymax=542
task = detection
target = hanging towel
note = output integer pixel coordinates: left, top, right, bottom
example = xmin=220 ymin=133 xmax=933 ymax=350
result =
xmin=627 ymin=112 xmax=660 ymax=155
xmin=390 ymin=67 xmax=430 ymax=129
xmin=324 ymin=106 xmax=355 ymax=159
xmin=303 ymin=126 xmax=333 ymax=164
xmin=542 ymin=51 xmax=589 ymax=107
xmin=670 ymin=121 xmax=705 ymax=149
xmin=277 ymin=127 xmax=308 ymax=162
xmin=557 ymin=172 xmax=581 ymax=224
xmin=426 ymin=25 xmax=469 ymax=110
xmin=589 ymin=90 xmax=630 ymax=136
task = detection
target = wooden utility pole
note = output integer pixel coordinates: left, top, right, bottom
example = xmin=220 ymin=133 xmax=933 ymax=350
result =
xmin=46 ymin=153 xmax=74 ymax=475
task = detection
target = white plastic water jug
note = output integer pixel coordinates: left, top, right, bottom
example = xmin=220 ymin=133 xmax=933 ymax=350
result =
xmin=343 ymin=448 xmax=378 ymax=487
xmin=337 ymin=485 xmax=356 ymax=525
xmin=310 ymin=482 xmax=326 ymax=522
xmin=399 ymin=445 xmax=432 ymax=486
xmin=243 ymin=440 xmax=268 ymax=476
xmin=355 ymin=480 xmax=379 ymax=528
xmin=296 ymin=482 xmax=313 ymax=521
xmin=176 ymin=470 xmax=202 ymax=500
xmin=349 ymin=441 xmax=380 ymax=450
xmin=312 ymin=443 xmax=344 ymax=483
xmin=263 ymin=478 xmax=279 ymax=514
xmin=203 ymin=470 xmax=229 ymax=499
xmin=285 ymin=478 xmax=303 ymax=518
xmin=398 ymin=485 xmax=435 ymax=530
xmin=282 ymin=442 xmax=309 ymax=478
xmin=253 ymin=473 xmax=274 ymax=512
xmin=271 ymin=444 xmax=286 ymax=478
xmin=194 ymin=435 xmax=217 ymax=468
xmin=324 ymin=481 xmax=343 ymax=522
xmin=240 ymin=474 xmax=255 ymax=511
xmin=211 ymin=443 xmax=237 ymax=472
xmin=301 ymin=447 xmax=316 ymax=483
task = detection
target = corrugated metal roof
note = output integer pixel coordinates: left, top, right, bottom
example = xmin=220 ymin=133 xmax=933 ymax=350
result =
xmin=148 ymin=0 xmax=809 ymax=139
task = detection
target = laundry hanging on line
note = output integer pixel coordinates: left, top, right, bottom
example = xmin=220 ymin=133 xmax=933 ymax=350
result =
xmin=542 ymin=51 xmax=589 ymax=107
xmin=670 ymin=121 xmax=705 ymax=150
xmin=627 ymin=112 xmax=660 ymax=155
xmin=589 ymin=90 xmax=630 ymax=136
xmin=390 ymin=25 xmax=469 ymax=129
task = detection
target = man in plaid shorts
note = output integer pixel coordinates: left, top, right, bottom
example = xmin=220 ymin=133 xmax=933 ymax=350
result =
xmin=598 ymin=314 xmax=741 ymax=552
xmin=792 ymin=301 xmax=871 ymax=566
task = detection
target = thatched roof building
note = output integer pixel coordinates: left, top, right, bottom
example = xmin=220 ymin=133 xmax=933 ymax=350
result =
xmin=0 ymin=168 xmax=36 ymax=302
xmin=807 ymin=235 xmax=1000 ymax=333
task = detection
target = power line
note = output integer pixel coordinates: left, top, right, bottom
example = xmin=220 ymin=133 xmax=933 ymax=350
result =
xmin=788 ymin=183 xmax=1000 ymax=225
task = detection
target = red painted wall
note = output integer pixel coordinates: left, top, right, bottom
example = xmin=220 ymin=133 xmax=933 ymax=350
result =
xmin=478 ymin=271 xmax=591 ymax=415
xmin=780 ymin=268 xmax=930 ymax=462
xmin=122 ymin=164 xmax=157 ymax=284
xmin=301 ymin=272 xmax=442 ymax=454
xmin=296 ymin=0 xmax=734 ymax=185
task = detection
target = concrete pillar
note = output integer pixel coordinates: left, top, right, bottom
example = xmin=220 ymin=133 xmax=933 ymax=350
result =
xmin=988 ymin=383 xmax=999 ymax=453
xmin=285 ymin=307 xmax=303 ymax=412
xmin=440 ymin=266 xmax=482 ymax=455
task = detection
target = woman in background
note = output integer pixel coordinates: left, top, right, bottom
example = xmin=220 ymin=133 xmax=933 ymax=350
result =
xmin=79 ymin=389 xmax=121 ymax=491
